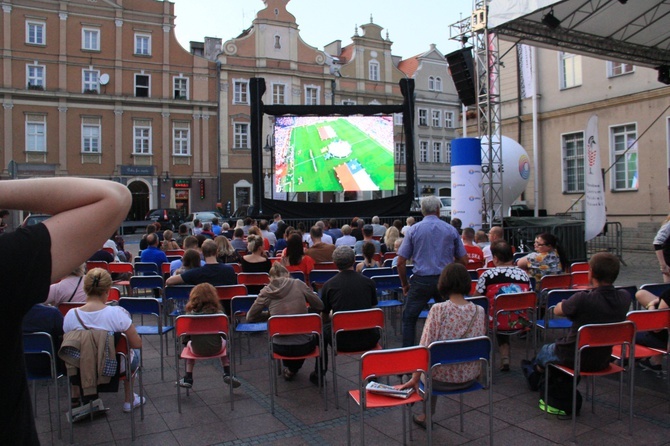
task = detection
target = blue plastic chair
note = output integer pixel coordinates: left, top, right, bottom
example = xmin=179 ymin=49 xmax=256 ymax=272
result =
xmin=119 ymin=297 xmax=174 ymax=380
xmin=134 ymin=261 xmax=160 ymax=276
xmin=361 ymin=267 xmax=393 ymax=278
xmin=289 ymin=270 xmax=306 ymax=282
xmin=23 ymin=332 xmax=64 ymax=440
xmin=230 ymin=295 xmax=267 ymax=365
xmin=164 ymin=285 xmax=195 ymax=318
xmin=536 ymin=289 xmax=574 ymax=342
xmin=422 ymin=336 xmax=493 ymax=446
xmin=129 ymin=275 xmax=164 ymax=300
xmin=639 ymin=282 xmax=670 ymax=298
xmin=309 ymin=269 xmax=339 ymax=294
xmin=372 ymin=275 xmax=404 ymax=334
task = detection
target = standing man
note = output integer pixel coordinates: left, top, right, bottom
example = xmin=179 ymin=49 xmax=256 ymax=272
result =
xmin=397 ymin=195 xmax=467 ymax=347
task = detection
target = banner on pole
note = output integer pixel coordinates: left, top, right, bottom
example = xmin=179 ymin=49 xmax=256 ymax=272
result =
xmin=584 ymin=115 xmax=607 ymax=241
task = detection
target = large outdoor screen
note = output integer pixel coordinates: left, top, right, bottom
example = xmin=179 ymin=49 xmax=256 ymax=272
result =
xmin=273 ymin=115 xmax=395 ymax=193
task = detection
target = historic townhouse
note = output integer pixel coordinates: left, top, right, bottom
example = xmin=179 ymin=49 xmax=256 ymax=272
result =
xmin=0 ymin=0 xmax=218 ymax=220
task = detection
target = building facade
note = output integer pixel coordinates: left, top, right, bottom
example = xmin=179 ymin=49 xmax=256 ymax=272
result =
xmin=490 ymin=39 xmax=670 ymax=228
xmin=398 ymin=44 xmax=461 ymax=198
xmin=0 ymin=0 xmax=219 ymax=221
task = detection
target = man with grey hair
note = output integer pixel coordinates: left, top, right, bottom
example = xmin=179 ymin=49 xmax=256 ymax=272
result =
xmin=314 ymin=246 xmax=379 ymax=385
xmin=370 ymin=216 xmax=386 ymax=237
xmin=397 ymin=195 xmax=468 ymax=347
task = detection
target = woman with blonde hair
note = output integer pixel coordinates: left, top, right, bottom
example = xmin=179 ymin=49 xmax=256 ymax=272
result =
xmin=246 ymin=263 xmax=324 ymax=380
xmin=241 ymin=235 xmax=272 ymax=273
xmin=178 ymin=283 xmax=240 ymax=389
xmin=382 ymin=226 xmax=400 ymax=253
xmin=161 ymin=230 xmax=180 ymax=252
xmin=215 ymin=235 xmax=242 ymax=264
xmin=62 ymin=268 xmax=144 ymax=412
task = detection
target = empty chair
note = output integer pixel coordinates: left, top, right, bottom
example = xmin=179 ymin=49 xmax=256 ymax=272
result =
xmin=570 ymin=261 xmax=589 ymax=273
xmin=164 ymin=285 xmax=195 ymax=319
xmin=231 ymin=295 xmax=268 ymax=364
xmin=536 ymin=289 xmax=574 ymax=343
xmin=236 ymin=272 xmax=270 ymax=295
xmin=215 ymin=284 xmax=248 ymax=316
xmin=544 ymin=321 xmax=636 ymax=441
xmin=129 ymin=275 xmax=164 ymax=299
xmin=492 ymin=291 xmax=537 ymax=370
xmin=371 ymin=275 xmax=404 ymax=334
xmin=330 ymin=308 xmax=385 ymax=409
xmin=347 ymin=346 xmax=429 ymax=445
xmin=119 ymin=297 xmax=174 ymax=380
xmin=134 ymin=262 xmax=160 ymax=276
xmin=361 ymin=267 xmax=393 ymax=279
xmin=571 ymin=271 xmax=591 ymax=289
xmin=85 ymin=260 xmax=109 ymax=272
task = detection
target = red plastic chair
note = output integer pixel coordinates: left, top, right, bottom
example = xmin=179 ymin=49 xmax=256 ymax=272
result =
xmin=383 ymin=252 xmax=397 ymax=261
xmin=347 ymin=346 xmax=429 ymax=445
xmin=86 ymin=260 xmax=109 ymax=272
xmin=236 ymin=272 xmax=270 ymax=287
xmin=570 ymin=261 xmax=589 ymax=273
xmin=571 ymin=271 xmax=591 ymax=289
xmin=267 ymin=314 xmax=325 ymax=414
xmin=539 ymin=273 xmax=572 ymax=293
xmin=175 ymin=314 xmax=234 ymax=412
xmin=230 ymin=263 xmax=242 ymax=274
xmin=545 ymin=321 xmax=636 ymax=441
xmin=492 ymin=291 xmax=537 ymax=369
xmin=108 ymin=262 xmax=134 ymax=293
xmin=330 ymin=308 xmax=385 ymax=409
xmin=314 ymin=262 xmax=338 ymax=270
xmin=469 ymin=280 xmax=479 ymax=296
xmin=215 ymin=284 xmax=248 ymax=316
xmin=165 ymin=249 xmax=185 ymax=257
xmin=107 ymin=287 xmax=121 ymax=302
xmin=102 ymin=246 xmax=115 ymax=255
xmin=57 ymin=302 xmax=85 ymax=317
xmin=466 ymin=260 xmax=484 ymax=271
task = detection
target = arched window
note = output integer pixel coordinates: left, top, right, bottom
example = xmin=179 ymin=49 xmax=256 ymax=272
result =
xmin=428 ymin=76 xmax=435 ymax=90
xmin=274 ymin=35 xmax=281 ymax=49
xmin=435 ymin=76 xmax=442 ymax=91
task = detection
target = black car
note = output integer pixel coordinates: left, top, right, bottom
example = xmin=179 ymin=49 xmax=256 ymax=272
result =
xmin=145 ymin=208 xmax=184 ymax=231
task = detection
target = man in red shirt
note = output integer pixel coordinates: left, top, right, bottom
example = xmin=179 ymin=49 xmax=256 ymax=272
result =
xmin=462 ymin=227 xmax=484 ymax=267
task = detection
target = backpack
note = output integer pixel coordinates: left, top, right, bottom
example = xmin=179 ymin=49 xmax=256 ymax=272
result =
xmin=539 ymin=368 xmax=582 ymax=416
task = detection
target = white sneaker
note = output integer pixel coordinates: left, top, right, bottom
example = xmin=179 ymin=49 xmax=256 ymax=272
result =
xmin=122 ymin=393 xmax=145 ymax=413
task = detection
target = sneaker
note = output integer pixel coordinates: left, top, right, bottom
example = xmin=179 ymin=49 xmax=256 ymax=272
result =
xmin=178 ymin=377 xmax=193 ymax=388
xmin=122 ymin=393 xmax=146 ymax=413
xmin=223 ymin=374 xmax=241 ymax=388
xmin=638 ymin=358 xmax=663 ymax=375
xmin=282 ymin=368 xmax=295 ymax=381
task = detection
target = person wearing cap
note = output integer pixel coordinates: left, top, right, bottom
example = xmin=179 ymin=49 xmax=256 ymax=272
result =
xmin=354 ymin=224 xmax=381 ymax=255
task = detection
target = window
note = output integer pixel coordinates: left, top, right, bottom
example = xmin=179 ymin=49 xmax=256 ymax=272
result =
xmin=342 ymin=100 xmax=356 ymax=105
xmin=433 ymin=142 xmax=442 ymax=163
xmin=445 ymin=142 xmax=452 ymax=164
xmin=445 ymin=111 xmax=454 ymax=128
xmin=82 ymin=28 xmax=100 ymax=51
xmin=435 ymin=77 xmax=442 ymax=91
xmin=233 ymin=79 xmax=249 ymax=104
xmin=428 ymin=76 xmax=435 ymax=91
xmin=418 ymin=108 xmax=428 ymax=126
xmin=82 ymin=117 xmax=101 ymax=153
xmin=432 ymin=110 xmax=442 ymax=128
xmin=133 ymin=120 xmax=151 ymax=155
xmin=419 ymin=141 xmax=428 ymax=163
xmin=369 ymin=60 xmax=380 ymax=81
xmin=560 ymin=52 xmax=582 ymax=89
xmin=562 ymin=132 xmax=584 ymax=193
xmin=272 ymin=83 xmax=285 ymax=105
xmin=26 ymin=115 xmax=46 ymax=152
xmin=608 ymin=61 xmax=634 ymax=77
xmin=26 ymin=21 xmax=45 ymax=45
xmin=394 ymin=113 xmax=403 ymax=126
xmin=135 ymin=74 xmax=150 ymax=97
xmin=234 ymin=123 xmax=249 ymax=149
xmin=173 ymin=76 xmax=188 ymax=99
xmin=304 ymin=85 xmax=319 ymax=105
xmin=173 ymin=123 xmax=190 ymax=156
xmin=611 ymin=123 xmax=638 ymax=190
xmin=134 ymin=33 xmax=151 ymax=56
xmin=26 ymin=63 xmax=45 ymax=89
xmin=82 ymin=69 xmax=100 ymax=93
xmin=395 ymin=142 xmax=406 ymax=164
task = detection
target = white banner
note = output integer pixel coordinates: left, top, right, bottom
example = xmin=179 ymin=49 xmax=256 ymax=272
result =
xmin=584 ymin=115 xmax=607 ymax=241
xmin=518 ymin=44 xmax=534 ymax=98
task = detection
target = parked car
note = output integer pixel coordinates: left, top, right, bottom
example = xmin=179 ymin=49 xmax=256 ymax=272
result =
xmin=21 ymin=213 xmax=51 ymax=227
xmin=145 ymin=208 xmax=184 ymax=231
xmin=419 ymin=196 xmax=451 ymax=218
xmin=182 ymin=211 xmax=225 ymax=233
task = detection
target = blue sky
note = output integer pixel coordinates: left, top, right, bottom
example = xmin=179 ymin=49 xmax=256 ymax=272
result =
xmin=171 ymin=0 xmax=476 ymax=60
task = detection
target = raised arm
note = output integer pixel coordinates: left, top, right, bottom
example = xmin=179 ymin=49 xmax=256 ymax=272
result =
xmin=0 ymin=178 xmax=131 ymax=282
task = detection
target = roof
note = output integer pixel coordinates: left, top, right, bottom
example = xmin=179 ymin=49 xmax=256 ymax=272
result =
xmin=488 ymin=0 xmax=670 ymax=68
xmin=338 ymin=45 xmax=353 ymax=64
xmin=397 ymin=56 xmax=420 ymax=77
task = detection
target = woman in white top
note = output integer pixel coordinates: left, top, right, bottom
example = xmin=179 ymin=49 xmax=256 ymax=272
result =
xmin=63 ymin=268 xmax=144 ymax=413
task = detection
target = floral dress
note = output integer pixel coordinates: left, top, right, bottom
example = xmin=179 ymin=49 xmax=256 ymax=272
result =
xmin=477 ymin=266 xmax=532 ymax=330
xmin=525 ymin=250 xmax=563 ymax=290
xmin=419 ymin=301 xmax=486 ymax=384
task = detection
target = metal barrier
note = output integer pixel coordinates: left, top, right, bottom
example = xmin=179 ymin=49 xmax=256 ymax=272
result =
xmin=502 ymin=219 xmax=587 ymax=264
xmin=586 ymin=221 xmax=624 ymax=265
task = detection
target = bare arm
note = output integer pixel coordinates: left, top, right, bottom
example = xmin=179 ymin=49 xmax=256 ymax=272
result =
xmin=554 ymin=302 xmax=565 ymax=317
xmin=124 ymin=324 xmax=142 ymax=349
xmin=165 ymin=274 xmax=185 ymax=286
xmin=0 ymin=178 xmax=131 ymax=282
xmin=516 ymin=255 xmax=530 ymax=270
xmin=456 ymin=254 xmax=468 ymax=266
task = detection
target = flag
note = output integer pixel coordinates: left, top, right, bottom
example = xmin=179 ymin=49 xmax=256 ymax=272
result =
xmin=584 ymin=115 xmax=607 ymax=241
xmin=518 ymin=44 xmax=534 ymax=99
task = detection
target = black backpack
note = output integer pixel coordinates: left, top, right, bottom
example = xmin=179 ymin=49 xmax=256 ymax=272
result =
xmin=541 ymin=369 xmax=582 ymax=416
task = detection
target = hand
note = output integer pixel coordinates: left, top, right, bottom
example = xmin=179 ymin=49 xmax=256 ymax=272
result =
xmin=401 ymin=283 xmax=410 ymax=295
xmin=399 ymin=376 xmax=419 ymax=392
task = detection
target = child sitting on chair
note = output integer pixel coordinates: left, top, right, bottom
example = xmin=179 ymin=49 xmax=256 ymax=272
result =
xmin=178 ymin=283 xmax=240 ymax=389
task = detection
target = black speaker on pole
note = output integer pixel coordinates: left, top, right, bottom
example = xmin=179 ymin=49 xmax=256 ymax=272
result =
xmin=445 ymin=48 xmax=477 ymax=106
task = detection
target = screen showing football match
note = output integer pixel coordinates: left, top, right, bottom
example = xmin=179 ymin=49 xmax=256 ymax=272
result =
xmin=273 ymin=116 xmax=395 ymax=193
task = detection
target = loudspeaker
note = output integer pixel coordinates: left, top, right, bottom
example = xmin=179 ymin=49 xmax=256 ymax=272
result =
xmin=446 ymin=48 xmax=477 ymax=106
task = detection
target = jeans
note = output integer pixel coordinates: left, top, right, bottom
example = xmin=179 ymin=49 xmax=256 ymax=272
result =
xmin=536 ymin=343 xmax=559 ymax=368
xmin=402 ymin=275 xmax=441 ymax=347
